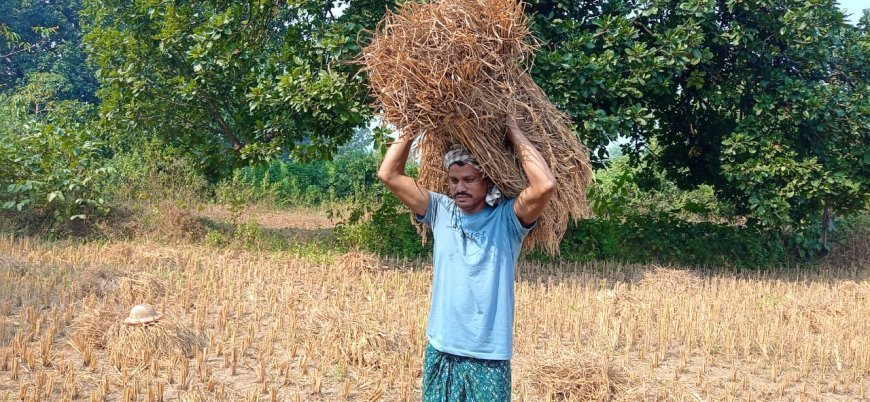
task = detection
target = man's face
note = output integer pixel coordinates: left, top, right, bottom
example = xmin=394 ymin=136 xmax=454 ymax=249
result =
xmin=447 ymin=163 xmax=490 ymax=213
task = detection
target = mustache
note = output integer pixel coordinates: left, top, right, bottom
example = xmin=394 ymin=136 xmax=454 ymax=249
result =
xmin=452 ymin=192 xmax=471 ymax=198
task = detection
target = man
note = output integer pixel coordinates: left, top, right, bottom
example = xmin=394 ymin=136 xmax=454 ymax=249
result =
xmin=377 ymin=116 xmax=556 ymax=401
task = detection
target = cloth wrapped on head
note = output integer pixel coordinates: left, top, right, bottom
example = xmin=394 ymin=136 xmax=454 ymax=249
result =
xmin=443 ymin=145 xmax=503 ymax=206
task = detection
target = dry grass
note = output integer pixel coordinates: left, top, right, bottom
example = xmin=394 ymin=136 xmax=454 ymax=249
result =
xmin=362 ymin=0 xmax=593 ymax=254
xmin=335 ymin=252 xmax=383 ymax=272
xmin=103 ymin=317 xmax=204 ymax=367
xmin=0 ymin=232 xmax=868 ymax=401
xmin=156 ymin=206 xmax=206 ymax=242
xmin=521 ymin=352 xmax=625 ymax=401
xmin=69 ymin=299 xmax=119 ymax=349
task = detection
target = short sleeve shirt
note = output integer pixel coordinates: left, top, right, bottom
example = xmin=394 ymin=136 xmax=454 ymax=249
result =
xmin=416 ymin=192 xmax=532 ymax=360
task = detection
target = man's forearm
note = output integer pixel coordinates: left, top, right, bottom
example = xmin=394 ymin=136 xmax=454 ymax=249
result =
xmin=506 ymin=117 xmax=556 ymax=225
xmin=377 ymin=136 xmax=430 ymax=216
xmin=507 ymin=120 xmax=556 ymax=191
xmin=378 ymin=138 xmax=414 ymax=182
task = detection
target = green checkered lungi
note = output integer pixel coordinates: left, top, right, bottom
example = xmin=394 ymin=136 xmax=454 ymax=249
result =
xmin=422 ymin=343 xmax=511 ymax=402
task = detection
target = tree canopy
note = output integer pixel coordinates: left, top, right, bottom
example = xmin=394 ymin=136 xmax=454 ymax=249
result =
xmin=1 ymin=0 xmax=97 ymax=101
xmin=81 ymin=0 xmax=385 ymax=176
xmin=1 ymin=0 xmax=867 ymax=251
xmin=526 ymin=0 xmax=868 ymax=237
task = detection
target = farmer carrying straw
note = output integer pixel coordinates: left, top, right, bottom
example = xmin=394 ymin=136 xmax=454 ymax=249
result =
xmin=377 ymin=115 xmax=556 ymax=401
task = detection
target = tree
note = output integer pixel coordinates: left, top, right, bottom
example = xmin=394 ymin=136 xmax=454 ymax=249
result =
xmin=81 ymin=0 xmax=379 ymax=177
xmin=0 ymin=72 xmax=111 ymax=223
xmin=525 ymin=0 xmax=868 ymax=252
xmin=0 ymin=0 xmax=97 ymax=101
xmin=77 ymin=0 xmax=868 ymax=253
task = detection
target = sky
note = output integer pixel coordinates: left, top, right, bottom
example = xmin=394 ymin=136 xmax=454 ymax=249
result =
xmin=839 ymin=0 xmax=868 ymax=25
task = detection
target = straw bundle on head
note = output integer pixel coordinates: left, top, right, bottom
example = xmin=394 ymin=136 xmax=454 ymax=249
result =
xmin=362 ymin=0 xmax=594 ymax=254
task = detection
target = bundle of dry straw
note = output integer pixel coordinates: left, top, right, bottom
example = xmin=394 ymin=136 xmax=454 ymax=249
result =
xmin=523 ymin=353 xmax=625 ymax=400
xmin=362 ymin=0 xmax=593 ymax=253
xmin=103 ymin=317 xmax=204 ymax=366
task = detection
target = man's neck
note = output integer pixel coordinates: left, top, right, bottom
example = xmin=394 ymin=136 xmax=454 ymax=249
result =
xmin=458 ymin=202 xmax=487 ymax=215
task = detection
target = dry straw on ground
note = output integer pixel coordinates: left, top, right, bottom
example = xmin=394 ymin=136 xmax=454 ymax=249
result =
xmin=70 ymin=271 xmax=167 ymax=345
xmin=362 ymin=0 xmax=593 ymax=254
xmin=335 ymin=251 xmax=382 ymax=272
xmin=115 ymin=272 xmax=166 ymax=305
xmin=69 ymin=298 xmax=120 ymax=349
xmin=521 ymin=353 xmax=625 ymax=401
xmin=2 ymin=223 xmax=868 ymax=400
xmin=103 ymin=317 xmax=204 ymax=366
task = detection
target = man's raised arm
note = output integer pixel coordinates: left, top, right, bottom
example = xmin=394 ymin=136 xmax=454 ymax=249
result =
xmin=506 ymin=116 xmax=556 ymax=227
xmin=377 ymin=137 xmax=430 ymax=217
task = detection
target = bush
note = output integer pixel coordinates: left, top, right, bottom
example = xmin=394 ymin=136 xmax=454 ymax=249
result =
xmin=589 ymin=155 xmax=734 ymax=221
xmin=217 ymin=150 xmax=380 ymax=208
xmin=564 ymin=153 xmax=850 ymax=266
xmin=0 ymin=104 xmax=113 ymax=229
xmin=106 ymin=139 xmax=208 ymax=208
xmin=543 ymin=213 xmax=785 ymax=268
xmin=334 ymin=187 xmax=431 ymax=258
xmin=0 ymin=73 xmax=118 ymax=234
xmin=213 ymin=171 xmax=270 ymax=223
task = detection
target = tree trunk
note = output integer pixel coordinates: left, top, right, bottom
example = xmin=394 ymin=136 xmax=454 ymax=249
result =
xmin=820 ymin=200 xmax=831 ymax=255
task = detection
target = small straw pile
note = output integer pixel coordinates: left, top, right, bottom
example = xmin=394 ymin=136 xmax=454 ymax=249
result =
xmin=104 ymin=317 xmax=204 ymax=366
xmin=362 ymin=0 xmax=594 ymax=253
xmin=636 ymin=267 xmax=702 ymax=293
xmin=70 ymin=298 xmax=119 ymax=349
xmin=522 ymin=353 xmax=625 ymax=400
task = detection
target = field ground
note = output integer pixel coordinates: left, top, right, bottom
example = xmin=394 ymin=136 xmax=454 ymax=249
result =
xmin=1 ymin=206 xmax=868 ymax=401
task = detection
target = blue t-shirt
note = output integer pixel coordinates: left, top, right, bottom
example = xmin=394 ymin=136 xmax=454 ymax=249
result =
xmin=416 ymin=192 xmax=532 ymax=360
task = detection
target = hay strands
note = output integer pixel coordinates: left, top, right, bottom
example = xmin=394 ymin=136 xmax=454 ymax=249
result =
xmin=362 ymin=0 xmax=594 ymax=254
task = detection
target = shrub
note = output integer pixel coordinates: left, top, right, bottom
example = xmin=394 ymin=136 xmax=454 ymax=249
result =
xmin=546 ymin=213 xmax=786 ymax=269
xmin=334 ymin=187 xmax=431 ymax=258
xmin=106 ymin=139 xmax=208 ymax=209
xmin=0 ymin=116 xmax=113 ymax=228
xmin=589 ymin=155 xmax=734 ymax=221
xmin=217 ymin=151 xmax=381 ymax=208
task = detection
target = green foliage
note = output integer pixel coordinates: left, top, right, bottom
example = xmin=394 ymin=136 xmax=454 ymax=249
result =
xmin=323 ymin=148 xmax=430 ymax=257
xmin=1 ymin=0 xmax=97 ymax=100
xmin=214 ymin=174 xmax=264 ymax=223
xmin=106 ymin=138 xmax=208 ymax=208
xmin=216 ymin=145 xmax=426 ymax=256
xmin=334 ymin=190 xmax=431 ymax=258
xmin=588 ymin=154 xmax=730 ymax=221
xmin=204 ymin=228 xmax=227 ymax=248
xmin=0 ymin=123 xmax=112 ymax=222
xmin=217 ymin=150 xmax=381 ymax=208
xmin=527 ymin=0 xmax=869 ymax=244
xmin=233 ymin=220 xmax=266 ymax=248
xmin=835 ymin=211 xmax=870 ymax=241
xmin=545 ymin=155 xmax=782 ymax=268
xmin=82 ymin=0 xmax=374 ymax=176
xmin=0 ymin=73 xmax=112 ymax=226
xmin=550 ymin=213 xmax=786 ymax=268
